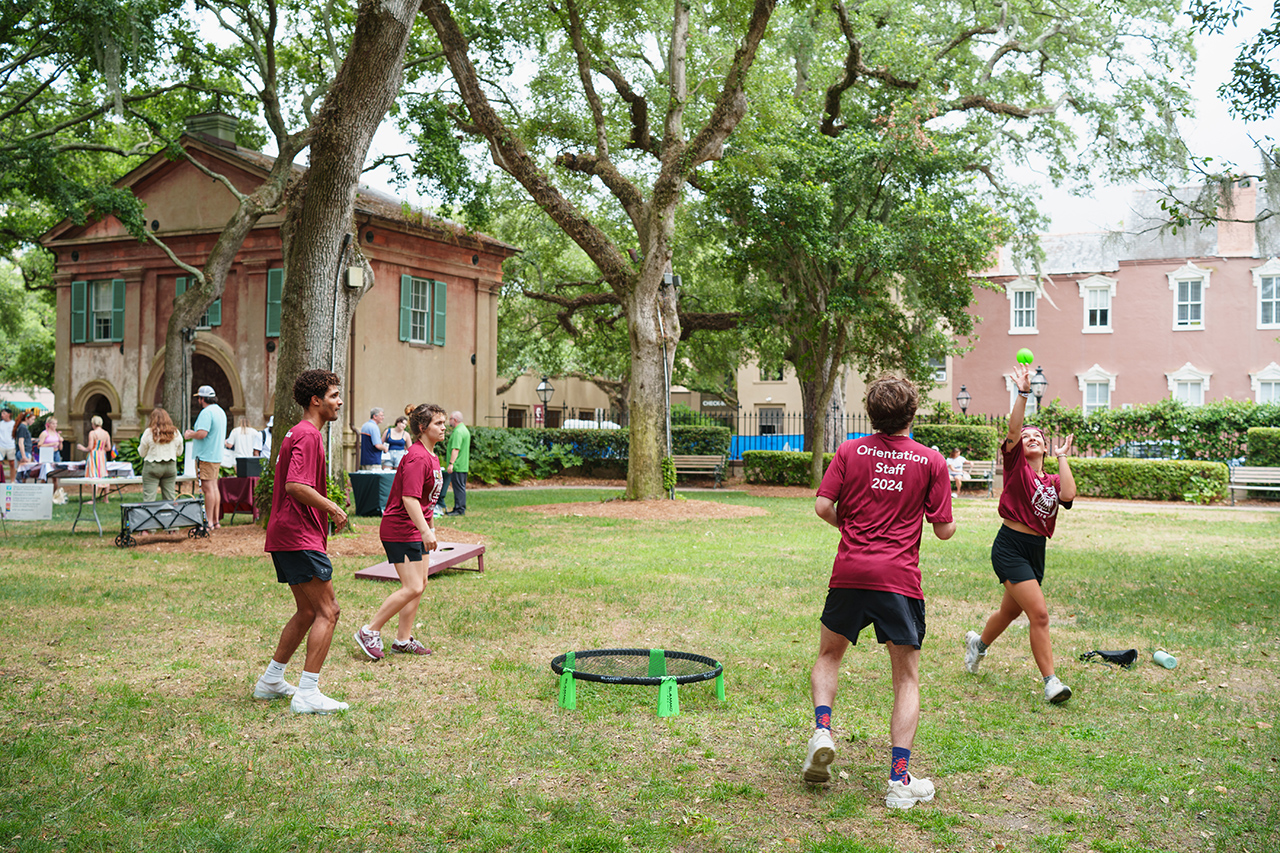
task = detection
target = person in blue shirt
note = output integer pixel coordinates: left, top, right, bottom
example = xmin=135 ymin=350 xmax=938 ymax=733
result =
xmin=360 ymin=408 xmax=387 ymax=471
xmin=184 ymin=385 xmax=228 ymax=528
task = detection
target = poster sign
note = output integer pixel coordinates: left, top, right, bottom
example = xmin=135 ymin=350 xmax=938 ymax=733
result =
xmin=1 ymin=483 xmax=54 ymax=520
xmin=534 ymin=404 xmax=545 ymax=426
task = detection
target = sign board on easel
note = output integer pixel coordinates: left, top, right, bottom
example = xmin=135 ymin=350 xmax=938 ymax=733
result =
xmin=1 ymin=483 xmax=54 ymax=521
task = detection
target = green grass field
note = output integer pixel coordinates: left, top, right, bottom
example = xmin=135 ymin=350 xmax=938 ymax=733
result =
xmin=1 ymin=489 xmax=1277 ymax=852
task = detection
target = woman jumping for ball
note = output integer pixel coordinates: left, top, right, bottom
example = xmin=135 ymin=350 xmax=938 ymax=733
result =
xmin=964 ymin=362 xmax=1077 ymax=704
xmin=353 ymin=403 xmax=448 ymax=660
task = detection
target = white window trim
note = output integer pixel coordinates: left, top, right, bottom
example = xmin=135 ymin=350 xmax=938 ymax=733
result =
xmin=1077 ymin=274 xmax=1116 ymax=334
xmin=1250 ymin=361 xmax=1280 ymax=403
xmin=1076 ymin=364 xmax=1117 ymax=413
xmin=89 ymin=280 xmax=114 ymax=342
xmin=1166 ymin=261 xmax=1211 ymax=332
xmin=408 ymin=276 xmax=431 ymax=344
xmin=1165 ymin=362 xmax=1211 ymax=405
xmin=1003 ymin=374 xmax=1040 ymax=414
xmin=1005 ymin=277 xmax=1040 ymax=335
xmin=1251 ymin=257 xmax=1280 ymax=330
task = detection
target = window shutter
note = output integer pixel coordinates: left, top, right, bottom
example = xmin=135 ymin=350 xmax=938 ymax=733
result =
xmin=175 ymin=276 xmax=187 ymax=298
xmin=71 ymin=280 xmax=87 ymax=343
xmin=432 ymin=279 xmax=447 ymax=346
xmin=111 ymin=278 xmax=126 ymax=342
xmin=266 ymin=268 xmax=283 ymax=337
xmin=399 ymin=274 xmax=412 ymax=342
xmin=206 ymin=297 xmax=222 ymax=327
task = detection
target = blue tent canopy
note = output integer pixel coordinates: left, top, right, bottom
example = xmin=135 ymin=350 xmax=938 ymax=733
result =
xmin=1 ymin=399 xmax=50 ymax=412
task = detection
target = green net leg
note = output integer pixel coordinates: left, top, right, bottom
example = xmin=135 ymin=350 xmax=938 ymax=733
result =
xmin=657 ymin=675 xmax=680 ymax=717
xmin=648 ymin=648 xmax=667 ymax=677
xmin=558 ymin=652 xmax=576 ymax=710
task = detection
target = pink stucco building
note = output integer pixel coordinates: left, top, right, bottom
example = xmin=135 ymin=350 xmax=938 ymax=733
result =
xmin=957 ymin=182 xmax=1280 ymax=416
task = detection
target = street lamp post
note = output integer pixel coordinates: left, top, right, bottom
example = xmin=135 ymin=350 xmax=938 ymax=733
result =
xmin=956 ymin=384 xmax=971 ymax=415
xmin=1030 ymin=367 xmax=1048 ymax=406
xmin=535 ymin=376 xmax=555 ymax=427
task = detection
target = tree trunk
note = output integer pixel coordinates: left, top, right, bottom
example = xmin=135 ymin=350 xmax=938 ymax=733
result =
xmin=795 ymin=324 xmax=847 ymax=488
xmin=270 ymin=0 xmax=420 ymax=472
xmin=160 ymin=142 xmax=303 ymax=427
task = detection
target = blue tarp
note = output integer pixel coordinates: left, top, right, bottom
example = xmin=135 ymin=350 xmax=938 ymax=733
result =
xmin=729 ymin=433 xmax=871 ymax=461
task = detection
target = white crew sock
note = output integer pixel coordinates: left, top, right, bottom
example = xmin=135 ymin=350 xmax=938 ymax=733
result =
xmin=264 ymin=659 xmax=288 ymax=681
xmin=298 ymin=670 xmax=321 ymax=694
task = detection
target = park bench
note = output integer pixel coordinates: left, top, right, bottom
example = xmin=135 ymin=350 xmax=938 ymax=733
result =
xmin=116 ymin=498 xmax=210 ymax=547
xmin=1227 ymin=466 xmax=1280 ymax=505
xmin=959 ymin=460 xmax=995 ymax=497
xmin=671 ymin=454 xmax=726 ymax=488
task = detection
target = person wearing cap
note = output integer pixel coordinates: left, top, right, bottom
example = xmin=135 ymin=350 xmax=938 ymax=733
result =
xmin=184 ymin=385 xmax=228 ymax=528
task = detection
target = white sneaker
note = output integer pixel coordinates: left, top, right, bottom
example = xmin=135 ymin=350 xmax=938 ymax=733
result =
xmin=802 ymin=729 xmax=836 ymax=783
xmin=1044 ymin=675 xmax=1072 ymax=704
xmin=290 ymin=690 xmax=349 ymax=714
xmin=885 ymin=774 xmax=935 ymax=809
xmin=964 ymin=630 xmax=986 ymax=674
xmin=252 ymin=677 xmax=297 ymax=700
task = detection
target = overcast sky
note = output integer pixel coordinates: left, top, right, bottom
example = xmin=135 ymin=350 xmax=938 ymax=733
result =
xmin=357 ymin=8 xmax=1277 ymax=236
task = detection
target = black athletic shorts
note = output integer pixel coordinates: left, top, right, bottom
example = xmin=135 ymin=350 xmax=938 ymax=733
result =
xmin=383 ymin=540 xmax=425 ymax=564
xmin=271 ymin=549 xmax=334 ymax=585
xmin=820 ymin=588 xmax=926 ymax=649
xmin=990 ymin=524 xmax=1046 ymax=585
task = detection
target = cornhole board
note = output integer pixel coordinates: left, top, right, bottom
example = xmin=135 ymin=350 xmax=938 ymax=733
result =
xmin=354 ymin=541 xmax=485 ymax=581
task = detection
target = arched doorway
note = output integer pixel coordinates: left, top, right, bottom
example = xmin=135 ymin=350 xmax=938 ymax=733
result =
xmin=152 ymin=354 xmax=234 ymax=435
xmin=84 ymin=393 xmax=113 ymax=449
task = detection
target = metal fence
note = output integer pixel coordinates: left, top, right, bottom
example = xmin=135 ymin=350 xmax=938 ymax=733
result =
xmin=486 ymin=405 xmax=883 ymax=460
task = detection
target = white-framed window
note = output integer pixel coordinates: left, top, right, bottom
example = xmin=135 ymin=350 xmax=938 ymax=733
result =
xmin=1076 ymin=364 xmax=1118 ymax=415
xmin=1077 ymin=274 xmax=1116 ymax=333
xmin=1250 ymin=362 xmax=1280 ymax=403
xmin=928 ymin=357 xmax=946 ymax=383
xmin=90 ymin=280 xmax=114 ymax=341
xmin=409 ymin=277 xmax=431 ymax=342
xmin=1166 ymin=362 xmax=1211 ymax=406
xmin=1006 ymin=277 xmax=1039 ymax=334
xmin=758 ymin=407 xmax=784 ymax=435
xmin=1003 ymin=374 xmax=1040 ymax=414
xmin=758 ymin=365 xmax=784 ymax=382
xmin=1252 ymin=258 xmax=1280 ymax=329
xmin=1166 ymin=261 xmax=1211 ymax=331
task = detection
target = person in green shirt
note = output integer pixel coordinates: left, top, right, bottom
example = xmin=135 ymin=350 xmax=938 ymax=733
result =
xmin=437 ymin=411 xmax=470 ymax=516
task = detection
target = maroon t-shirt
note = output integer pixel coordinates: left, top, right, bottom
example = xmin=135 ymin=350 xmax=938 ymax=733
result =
xmin=264 ymin=419 xmax=328 ymax=553
xmin=816 ymin=434 xmax=954 ymax=599
xmin=379 ymin=441 xmax=443 ymax=542
xmin=997 ymin=436 xmax=1072 ymax=538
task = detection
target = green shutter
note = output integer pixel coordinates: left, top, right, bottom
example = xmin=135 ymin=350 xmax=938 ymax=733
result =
xmin=175 ymin=276 xmax=187 ymax=298
xmin=71 ymin=280 xmax=87 ymax=343
xmin=266 ymin=268 xmax=283 ymax=337
xmin=432 ymin=279 xmax=447 ymax=346
xmin=111 ymin=278 xmax=126 ymax=342
xmin=206 ymin=297 xmax=221 ymax=327
xmin=399 ymin=274 xmax=412 ymax=342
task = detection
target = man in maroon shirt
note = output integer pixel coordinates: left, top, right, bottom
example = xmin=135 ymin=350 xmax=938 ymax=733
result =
xmin=803 ymin=377 xmax=956 ymax=810
xmin=252 ymin=370 xmax=350 ymax=714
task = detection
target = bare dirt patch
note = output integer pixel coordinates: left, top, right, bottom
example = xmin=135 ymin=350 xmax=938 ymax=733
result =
xmin=516 ymin=498 xmax=767 ymax=521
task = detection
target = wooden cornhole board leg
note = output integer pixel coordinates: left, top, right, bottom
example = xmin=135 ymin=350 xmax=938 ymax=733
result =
xmin=354 ymin=541 xmax=485 ymax=581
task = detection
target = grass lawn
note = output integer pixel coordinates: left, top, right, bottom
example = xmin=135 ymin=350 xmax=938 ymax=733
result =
xmin=0 ymin=489 xmax=1277 ymax=852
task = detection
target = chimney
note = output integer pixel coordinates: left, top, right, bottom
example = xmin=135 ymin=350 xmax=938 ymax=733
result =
xmin=184 ymin=111 xmax=238 ymax=148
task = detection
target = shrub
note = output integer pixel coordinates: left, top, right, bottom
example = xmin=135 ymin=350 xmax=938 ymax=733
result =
xmin=525 ymin=443 xmax=583 ymax=479
xmin=1246 ymin=427 xmax=1280 ymax=466
xmin=910 ymin=424 xmax=999 ymax=460
xmin=1045 ymin=457 xmax=1228 ymax=502
xmin=742 ymin=450 xmax=835 ymax=485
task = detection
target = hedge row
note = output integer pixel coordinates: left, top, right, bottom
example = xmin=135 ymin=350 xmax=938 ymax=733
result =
xmin=1246 ymin=427 xmax=1280 ymax=466
xmin=909 ymin=424 xmax=1000 ymax=461
xmin=745 ymin=448 xmax=1231 ymax=502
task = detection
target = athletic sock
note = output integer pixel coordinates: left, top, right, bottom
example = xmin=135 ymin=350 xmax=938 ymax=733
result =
xmin=977 ymin=639 xmax=989 ymax=653
xmin=298 ymin=670 xmax=320 ymax=694
xmin=890 ymin=747 xmax=911 ymax=783
xmin=814 ymin=705 xmax=832 ymax=731
xmin=1043 ymin=674 xmax=1054 ymax=685
xmin=264 ymin=659 xmax=287 ymax=681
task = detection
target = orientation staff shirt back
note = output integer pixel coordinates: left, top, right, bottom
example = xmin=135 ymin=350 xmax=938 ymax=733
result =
xmin=264 ymin=420 xmax=328 ymax=553
xmin=816 ymin=434 xmax=954 ymax=599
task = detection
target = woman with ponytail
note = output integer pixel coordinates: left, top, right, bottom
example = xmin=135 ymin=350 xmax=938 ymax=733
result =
xmin=353 ymin=403 xmax=448 ymax=659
